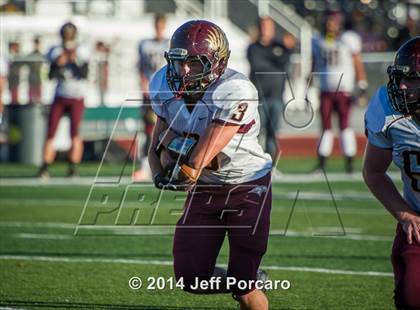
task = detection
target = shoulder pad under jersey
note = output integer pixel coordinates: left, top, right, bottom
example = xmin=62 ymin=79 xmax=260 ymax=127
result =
xmin=365 ymin=85 xmax=401 ymax=134
xmin=208 ymin=69 xmax=258 ymax=110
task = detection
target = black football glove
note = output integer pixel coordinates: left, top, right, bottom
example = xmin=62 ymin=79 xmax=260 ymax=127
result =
xmin=153 ymin=174 xmax=191 ymax=191
xmin=153 ymin=172 xmax=175 ymax=191
xmin=152 ymin=165 xmax=191 ymax=192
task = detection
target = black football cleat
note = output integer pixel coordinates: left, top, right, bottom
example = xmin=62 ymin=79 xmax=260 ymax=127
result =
xmin=345 ymin=156 xmax=354 ymax=174
xmin=67 ymin=165 xmax=79 ymax=178
xmin=37 ymin=166 xmax=50 ymax=179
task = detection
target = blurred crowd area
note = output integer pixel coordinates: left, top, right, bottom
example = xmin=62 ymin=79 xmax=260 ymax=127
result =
xmin=0 ymin=36 xmax=110 ymax=106
xmin=0 ymin=0 xmax=418 ymax=107
xmin=2 ymin=0 xmax=417 ymax=52
xmin=272 ymin=0 xmax=419 ymax=52
xmin=0 ymin=0 xmax=420 ymax=172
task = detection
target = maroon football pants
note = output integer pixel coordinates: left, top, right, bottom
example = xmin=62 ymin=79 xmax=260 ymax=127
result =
xmin=47 ymin=97 xmax=85 ymax=139
xmin=173 ymin=173 xmax=272 ymax=296
xmin=391 ymin=223 xmax=420 ymax=309
xmin=320 ymin=91 xmax=352 ymax=130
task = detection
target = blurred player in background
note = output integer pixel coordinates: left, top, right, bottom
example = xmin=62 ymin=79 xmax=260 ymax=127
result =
xmin=0 ymin=55 xmax=7 ymax=124
xmin=0 ymin=55 xmax=7 ymax=161
xmin=149 ymin=20 xmax=272 ymax=310
xmin=132 ymin=14 xmax=169 ymax=181
xmin=27 ymin=37 xmax=44 ymax=104
xmin=312 ymin=10 xmax=368 ymax=174
xmin=247 ymin=16 xmax=292 ymax=162
xmin=363 ymin=36 xmax=420 ymax=310
xmin=7 ymin=41 xmax=21 ymax=105
xmin=94 ymin=41 xmax=109 ymax=106
xmin=38 ymin=22 xmax=89 ymax=178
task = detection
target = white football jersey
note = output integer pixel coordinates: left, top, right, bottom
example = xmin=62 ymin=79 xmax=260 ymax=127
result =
xmin=365 ymin=86 xmax=420 ymax=212
xmin=150 ymin=66 xmax=273 ymax=184
xmin=47 ymin=45 xmax=90 ymax=99
xmin=312 ymin=31 xmax=362 ymax=93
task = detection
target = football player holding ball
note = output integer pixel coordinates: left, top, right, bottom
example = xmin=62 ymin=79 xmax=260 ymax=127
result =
xmin=148 ymin=20 xmax=273 ymax=309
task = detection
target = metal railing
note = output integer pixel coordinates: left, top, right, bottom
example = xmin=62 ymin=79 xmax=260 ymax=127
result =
xmin=174 ymin=0 xmax=204 ymax=18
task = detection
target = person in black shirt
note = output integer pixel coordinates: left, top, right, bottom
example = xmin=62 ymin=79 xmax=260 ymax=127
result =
xmin=8 ymin=41 xmax=22 ymax=105
xmin=27 ymin=37 xmax=44 ymax=104
xmin=247 ymin=17 xmax=292 ymax=162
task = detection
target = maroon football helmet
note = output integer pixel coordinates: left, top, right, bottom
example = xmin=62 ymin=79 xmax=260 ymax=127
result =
xmin=165 ymin=20 xmax=230 ymax=98
xmin=387 ymin=36 xmax=420 ymax=115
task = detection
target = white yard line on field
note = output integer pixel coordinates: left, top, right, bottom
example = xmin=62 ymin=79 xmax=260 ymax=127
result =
xmin=0 ymin=221 xmax=76 ymax=229
xmin=0 ymin=197 xmax=387 ymax=215
xmin=0 ymin=172 xmax=402 ymax=186
xmin=0 ymin=254 xmax=393 ymax=277
xmin=271 ymin=230 xmax=393 ymax=241
xmin=273 ymin=191 xmax=376 ymax=201
xmin=14 ymin=233 xmax=75 ymax=240
xmin=2 ymin=221 xmax=393 ymax=242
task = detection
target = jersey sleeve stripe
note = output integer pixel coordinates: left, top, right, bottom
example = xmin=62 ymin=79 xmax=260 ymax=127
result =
xmin=237 ymin=119 xmax=256 ymax=134
xmin=211 ymin=119 xmax=240 ymax=126
xmin=211 ymin=119 xmax=256 ymax=134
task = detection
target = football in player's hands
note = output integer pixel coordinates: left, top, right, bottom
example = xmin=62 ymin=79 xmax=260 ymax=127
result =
xmin=155 ymin=148 xmax=193 ymax=191
xmin=160 ymin=148 xmax=178 ymax=177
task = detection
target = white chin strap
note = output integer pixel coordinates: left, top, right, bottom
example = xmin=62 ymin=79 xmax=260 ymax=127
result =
xmin=340 ymin=128 xmax=357 ymax=157
xmin=318 ymin=129 xmax=334 ymax=157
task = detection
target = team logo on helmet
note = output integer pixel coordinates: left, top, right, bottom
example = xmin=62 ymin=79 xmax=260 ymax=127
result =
xmin=205 ymin=28 xmax=229 ymax=61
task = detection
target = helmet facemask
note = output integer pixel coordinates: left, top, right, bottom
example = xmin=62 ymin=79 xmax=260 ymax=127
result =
xmin=165 ymin=48 xmax=223 ymax=98
xmin=387 ymin=65 xmax=420 ymax=115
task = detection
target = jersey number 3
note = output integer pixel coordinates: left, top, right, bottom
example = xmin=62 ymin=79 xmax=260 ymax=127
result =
xmin=403 ymin=150 xmax=420 ymax=192
xmin=231 ymin=103 xmax=248 ymax=122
